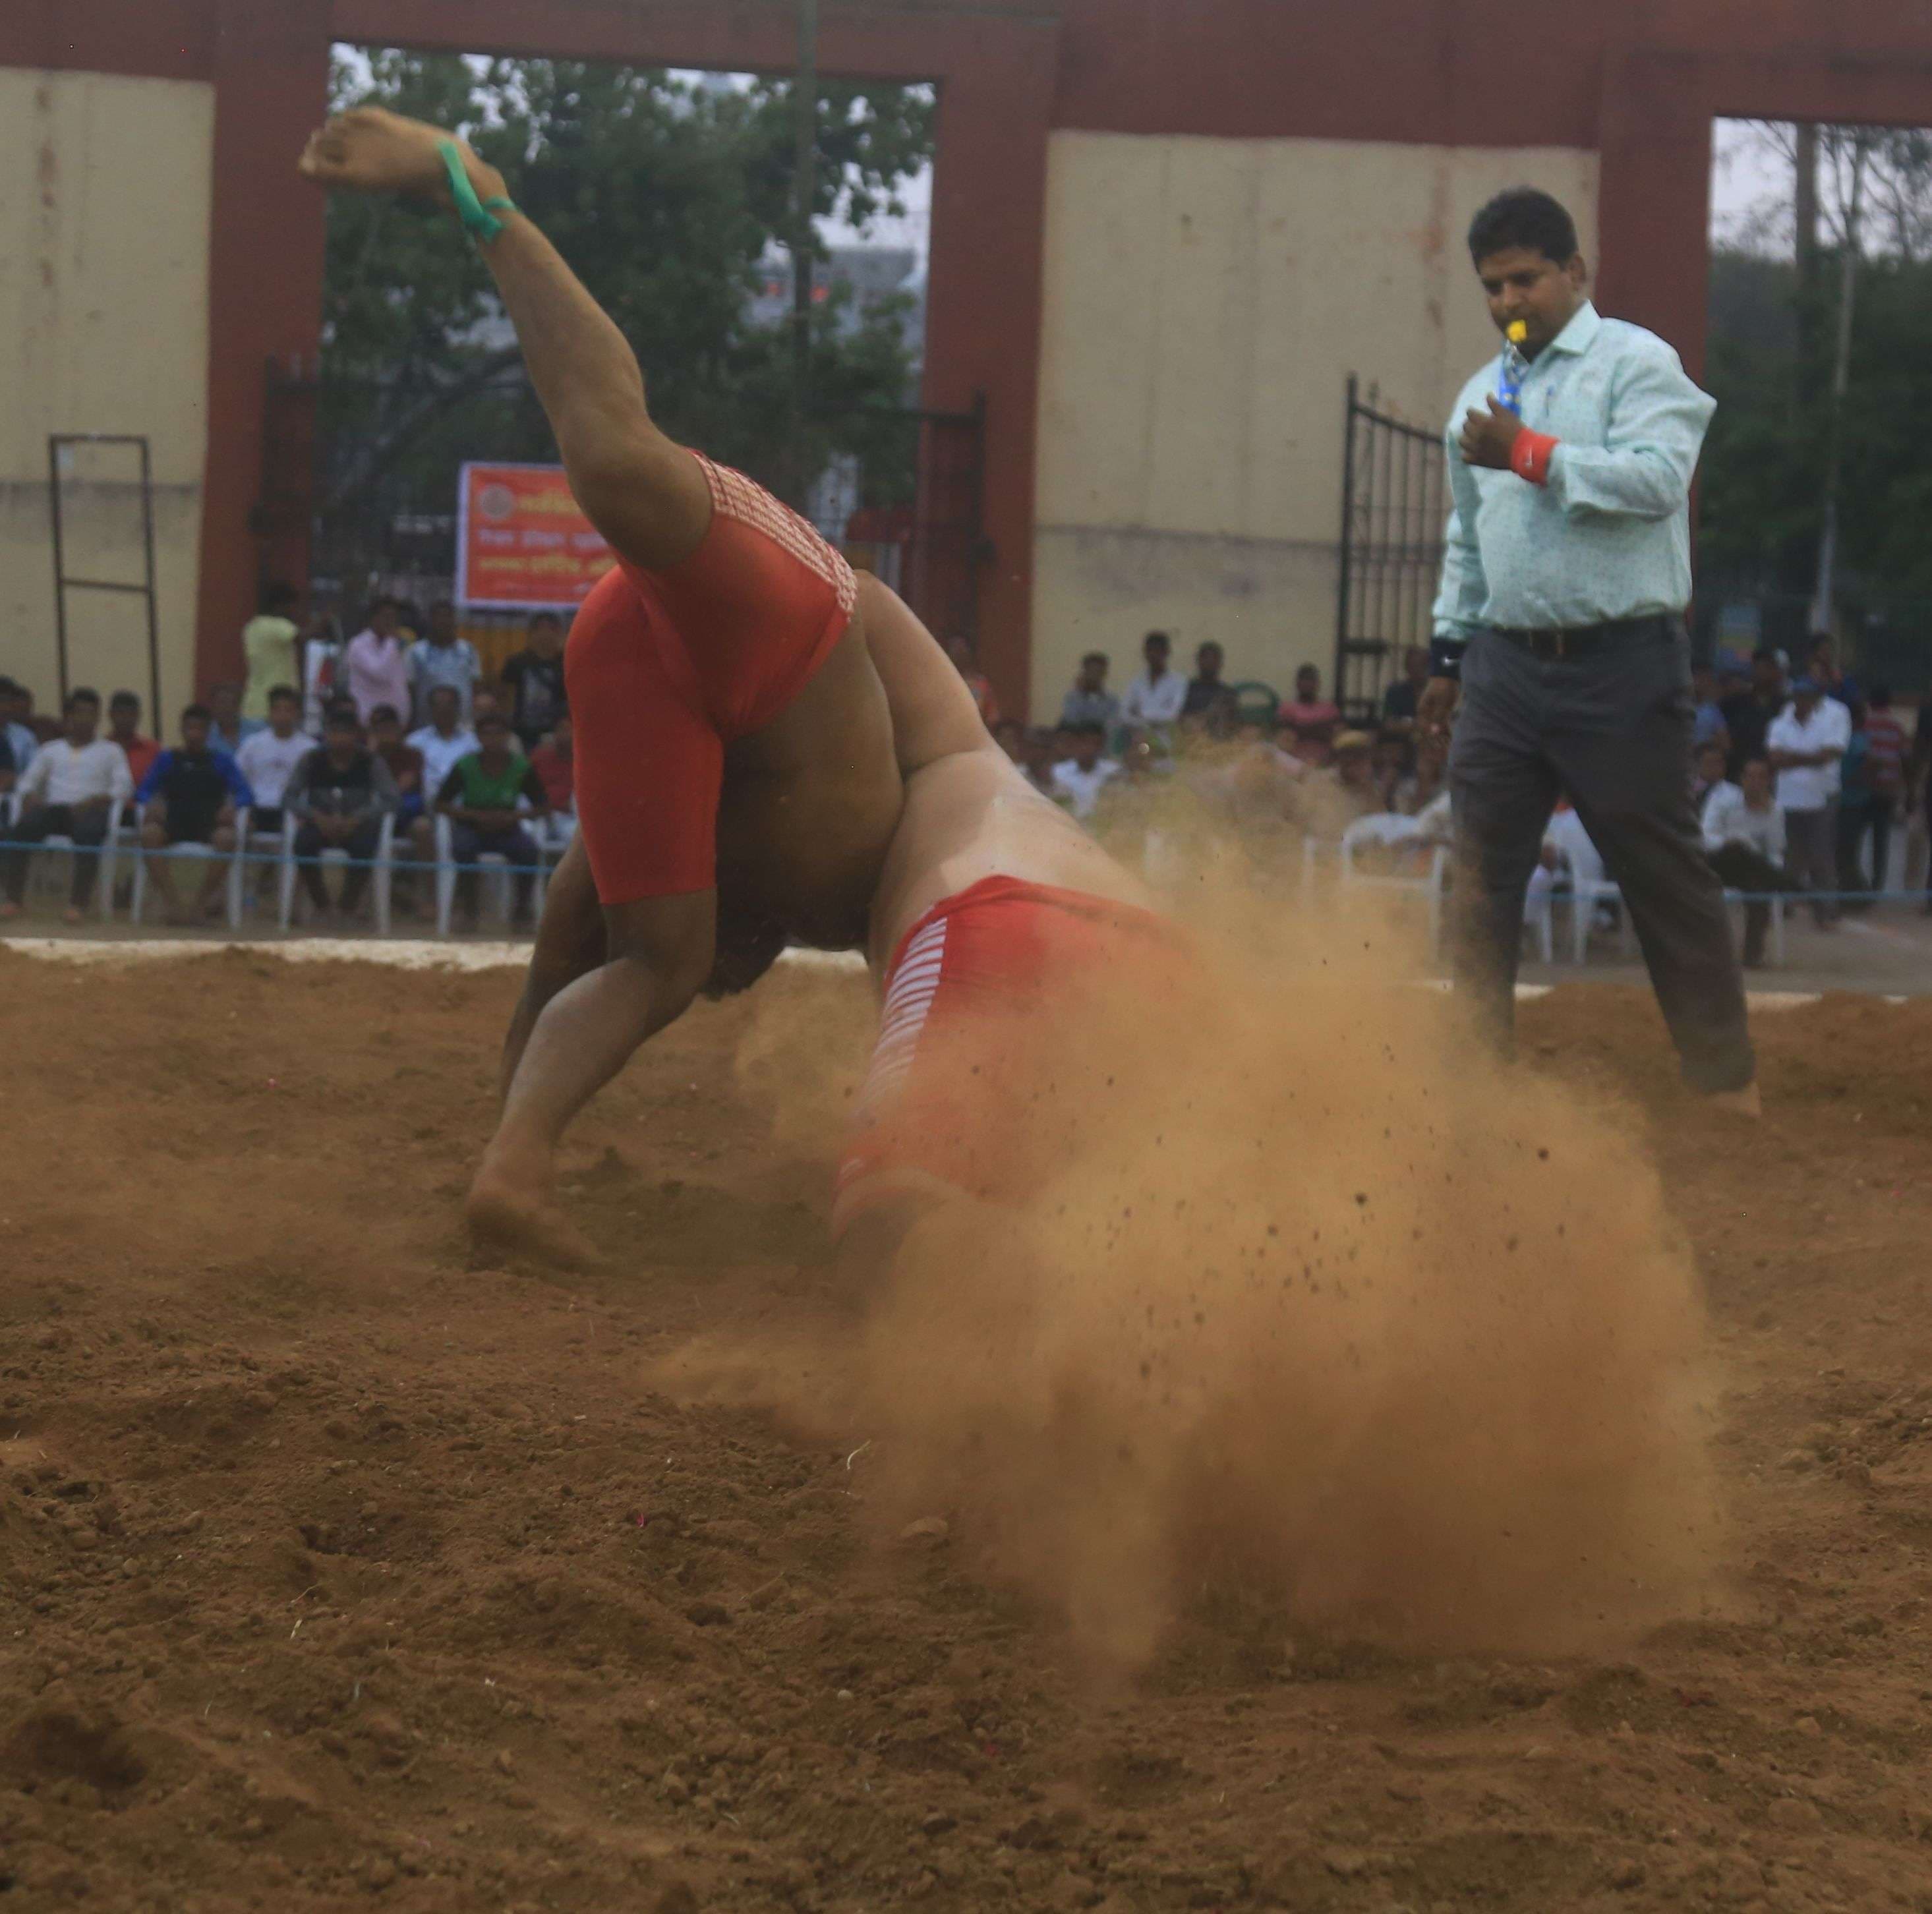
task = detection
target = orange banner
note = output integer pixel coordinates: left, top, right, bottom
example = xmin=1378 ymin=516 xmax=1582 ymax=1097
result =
xmin=455 ymin=461 xmax=615 ymax=610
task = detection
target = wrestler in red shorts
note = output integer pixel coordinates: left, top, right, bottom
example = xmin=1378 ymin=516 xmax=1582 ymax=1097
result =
xmin=301 ymin=107 xmax=1177 ymax=1267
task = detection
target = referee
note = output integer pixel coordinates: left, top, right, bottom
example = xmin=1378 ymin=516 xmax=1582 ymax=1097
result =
xmin=1420 ymin=188 xmax=1758 ymax=1113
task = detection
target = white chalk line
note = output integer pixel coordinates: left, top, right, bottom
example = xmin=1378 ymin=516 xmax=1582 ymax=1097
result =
xmin=3 ymin=935 xmax=1895 ymax=1012
xmin=1 ymin=934 xmax=869 ymax=976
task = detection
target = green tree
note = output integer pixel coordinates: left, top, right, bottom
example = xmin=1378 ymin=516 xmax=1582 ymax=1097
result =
xmin=316 ymin=50 xmax=933 ymax=581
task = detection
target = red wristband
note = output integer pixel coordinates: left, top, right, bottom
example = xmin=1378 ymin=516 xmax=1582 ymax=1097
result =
xmin=1510 ymin=429 xmax=1558 ymax=486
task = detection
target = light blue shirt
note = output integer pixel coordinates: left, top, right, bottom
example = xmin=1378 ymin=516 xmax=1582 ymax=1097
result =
xmin=5 ymin=722 xmax=36 ymax=776
xmin=409 ymin=637 xmax=483 ymax=726
xmin=1432 ymin=301 xmax=1715 ymax=644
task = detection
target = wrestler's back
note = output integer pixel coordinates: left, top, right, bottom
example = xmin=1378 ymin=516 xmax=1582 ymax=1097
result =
xmin=854 ymin=577 xmax=1154 ymax=973
xmin=714 ymin=620 xmax=903 ymax=950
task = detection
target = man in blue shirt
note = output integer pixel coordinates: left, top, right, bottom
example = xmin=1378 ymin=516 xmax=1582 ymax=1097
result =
xmin=136 ymin=702 xmax=253 ymax=923
xmin=1422 ymin=188 xmax=1756 ymax=1113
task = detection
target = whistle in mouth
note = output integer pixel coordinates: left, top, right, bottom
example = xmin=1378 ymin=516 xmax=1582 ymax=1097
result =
xmin=1506 ymin=320 xmax=1529 ymax=345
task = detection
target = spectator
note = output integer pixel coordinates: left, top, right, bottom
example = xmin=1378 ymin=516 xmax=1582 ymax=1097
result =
xmin=1690 ymin=665 xmax=1728 ymax=752
xmin=1327 ymin=730 xmax=1382 ymax=821
xmin=428 ymin=709 xmax=548 ymax=927
xmin=529 ymin=710 xmax=577 ymax=847
xmin=406 ymin=685 xmax=480 ymax=798
xmin=1834 ymin=700 xmax=1878 ymax=906
xmin=1703 ymin=758 xmax=1795 ymax=968
xmin=1807 ymin=631 xmax=1846 ymax=701
xmin=409 ymin=600 xmax=483 ymax=726
xmin=1380 ymin=645 xmax=1431 ymax=736
xmin=234 ymin=686 xmax=314 ymax=836
xmin=299 ymin=616 xmax=343 ymax=734
xmin=1720 ymin=646 xmax=1786 ymax=782
xmin=0 ymin=688 xmax=132 ymax=923
xmin=1049 ymin=721 xmax=1121 ymax=819
xmin=206 ymin=681 xmax=262 ymax=754
xmin=368 ymin=702 xmax=425 ymax=828
xmin=944 ymin=636 xmax=1000 ymax=729
xmin=501 ymin=610 xmax=569 ymax=749
xmin=1277 ymin=664 xmax=1341 ymax=761
xmin=7 ymin=680 xmax=61 ymax=745
xmin=284 ymin=707 xmax=399 ymax=923
xmin=1858 ymin=684 xmax=1906 ymax=898
xmin=1769 ymin=677 xmax=1842 ymax=926
xmin=0 ymin=678 xmax=37 ymax=782
xmin=1183 ymin=641 xmax=1236 ymax=722
xmin=135 ymin=703 xmax=251 ymax=923
xmin=1393 ymin=730 xmax=1448 ymax=817
xmin=0 ymin=729 xmax=13 ymax=796
xmin=1059 ymin=652 xmax=1120 ymax=732
xmin=242 ymin=582 xmax=304 ymax=724
xmin=1690 ymin=739 xmax=1728 ymax=815
xmin=343 ymin=597 xmax=413 ymax=728
xmin=1370 ymin=729 xmax=1409 ymax=810
xmin=1017 ymin=727 xmax=1060 ymax=799
xmin=105 ymin=691 xmax=160 ymax=788
xmin=1120 ymin=631 xmax=1186 ymax=736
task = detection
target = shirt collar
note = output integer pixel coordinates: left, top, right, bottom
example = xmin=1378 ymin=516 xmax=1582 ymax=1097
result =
xmin=1543 ymin=300 xmax=1601 ymax=359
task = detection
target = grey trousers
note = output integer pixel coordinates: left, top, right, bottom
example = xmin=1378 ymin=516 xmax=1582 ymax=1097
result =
xmin=1782 ymin=807 xmax=1837 ymax=925
xmin=1448 ymin=624 xmax=1755 ymax=1093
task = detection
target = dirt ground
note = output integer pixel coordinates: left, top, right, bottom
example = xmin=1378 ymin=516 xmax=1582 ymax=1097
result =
xmin=3 ymin=948 xmax=1931 ymax=1914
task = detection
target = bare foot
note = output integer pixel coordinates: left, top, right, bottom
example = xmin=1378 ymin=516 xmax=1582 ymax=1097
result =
xmin=297 ymin=106 xmax=504 ymax=206
xmin=1707 ymin=1082 xmax=1763 ymax=1120
xmin=467 ymin=1160 xmax=602 ymax=1271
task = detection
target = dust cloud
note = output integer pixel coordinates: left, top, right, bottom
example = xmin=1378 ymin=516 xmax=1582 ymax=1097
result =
xmin=668 ymin=861 xmax=1725 ymax=1668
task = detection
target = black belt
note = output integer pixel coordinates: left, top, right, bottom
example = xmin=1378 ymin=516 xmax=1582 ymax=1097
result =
xmin=1489 ymin=614 xmax=1676 ymax=660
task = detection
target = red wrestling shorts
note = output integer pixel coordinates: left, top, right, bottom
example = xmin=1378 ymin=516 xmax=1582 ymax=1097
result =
xmin=565 ymin=454 xmax=858 ymax=904
xmin=831 ymin=875 xmax=1198 ymax=1236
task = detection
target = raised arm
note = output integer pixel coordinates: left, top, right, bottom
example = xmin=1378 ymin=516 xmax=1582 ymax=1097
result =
xmin=299 ymin=109 xmax=711 ymax=574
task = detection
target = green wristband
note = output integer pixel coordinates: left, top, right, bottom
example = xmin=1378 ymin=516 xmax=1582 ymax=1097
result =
xmin=438 ymin=137 xmax=516 ymax=243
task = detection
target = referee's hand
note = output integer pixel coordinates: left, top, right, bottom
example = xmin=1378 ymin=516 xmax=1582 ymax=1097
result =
xmin=1419 ymin=676 xmax=1459 ymax=741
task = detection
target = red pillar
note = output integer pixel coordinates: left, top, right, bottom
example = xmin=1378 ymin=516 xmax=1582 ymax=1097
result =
xmin=192 ymin=0 xmax=331 ymax=693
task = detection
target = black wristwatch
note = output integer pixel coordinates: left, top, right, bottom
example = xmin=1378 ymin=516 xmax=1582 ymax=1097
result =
xmin=1428 ymin=636 xmax=1465 ymax=683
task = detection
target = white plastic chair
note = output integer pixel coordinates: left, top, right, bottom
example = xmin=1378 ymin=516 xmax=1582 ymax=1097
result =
xmin=1336 ymin=811 xmax=1450 ymax=959
xmin=128 ymin=803 xmax=246 ymax=927
xmin=236 ymin=808 xmax=295 ymax=925
xmin=2 ymin=792 xmax=129 ymax=920
xmin=433 ymin=813 xmax=533 ymax=937
xmin=279 ymin=811 xmax=397 ymax=933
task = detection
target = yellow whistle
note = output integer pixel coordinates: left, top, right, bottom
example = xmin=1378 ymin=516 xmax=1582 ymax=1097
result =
xmin=1506 ymin=320 xmax=1529 ymax=345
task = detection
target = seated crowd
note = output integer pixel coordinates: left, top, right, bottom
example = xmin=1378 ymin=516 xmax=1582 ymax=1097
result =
xmin=0 ymin=610 xmax=576 ymax=930
xmin=3 ymin=618 xmax=1922 ymax=960
xmin=954 ymin=625 xmax=1928 ymax=970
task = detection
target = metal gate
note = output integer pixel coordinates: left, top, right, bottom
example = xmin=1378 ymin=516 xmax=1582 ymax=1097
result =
xmin=1333 ymin=376 xmax=1448 ymax=722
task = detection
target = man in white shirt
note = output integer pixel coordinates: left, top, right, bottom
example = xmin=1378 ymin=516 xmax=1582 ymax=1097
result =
xmin=1 ymin=687 xmax=134 ymax=922
xmin=234 ymin=686 xmax=317 ymax=834
xmin=1119 ymin=631 xmax=1187 ymax=739
xmin=1701 ymin=757 xmax=1795 ymax=966
xmin=1049 ymin=722 xmax=1121 ymax=820
xmin=406 ymin=684 xmax=481 ymax=796
xmin=1767 ymin=679 xmax=1843 ymax=925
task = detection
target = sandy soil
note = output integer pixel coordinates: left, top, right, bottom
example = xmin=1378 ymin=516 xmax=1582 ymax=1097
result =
xmin=3 ymin=949 xmax=1931 ymax=1913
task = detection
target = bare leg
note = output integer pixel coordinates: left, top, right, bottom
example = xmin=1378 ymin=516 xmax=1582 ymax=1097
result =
xmin=140 ymin=824 xmax=185 ymax=922
xmin=465 ymin=890 xmax=716 ymax=1266
xmin=196 ymin=828 xmax=236 ymax=916
xmin=499 ymin=831 xmax=605 ymax=1099
xmin=299 ymin=108 xmax=711 ymax=571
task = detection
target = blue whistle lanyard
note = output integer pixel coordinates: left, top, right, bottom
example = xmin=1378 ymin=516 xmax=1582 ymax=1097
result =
xmin=1498 ymin=345 xmax=1526 ymax=417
